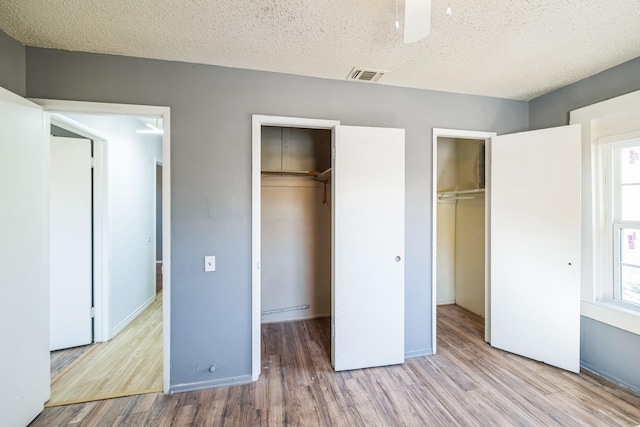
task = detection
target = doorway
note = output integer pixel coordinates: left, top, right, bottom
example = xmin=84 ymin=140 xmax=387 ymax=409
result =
xmin=431 ymin=128 xmax=495 ymax=352
xmin=32 ymin=98 xmax=172 ymax=400
xmin=252 ymin=116 xmax=339 ymax=380
xmin=46 ymin=112 xmax=165 ymax=406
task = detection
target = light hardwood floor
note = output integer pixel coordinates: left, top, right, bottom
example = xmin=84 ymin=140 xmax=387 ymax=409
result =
xmin=31 ymin=304 xmax=640 ymax=426
xmin=46 ymin=293 xmax=163 ymax=407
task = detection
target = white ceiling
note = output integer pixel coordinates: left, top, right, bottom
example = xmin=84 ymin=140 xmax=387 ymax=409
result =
xmin=1 ymin=0 xmax=640 ymax=101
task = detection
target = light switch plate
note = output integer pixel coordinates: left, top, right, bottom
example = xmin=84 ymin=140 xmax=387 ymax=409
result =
xmin=205 ymin=256 xmax=215 ymax=272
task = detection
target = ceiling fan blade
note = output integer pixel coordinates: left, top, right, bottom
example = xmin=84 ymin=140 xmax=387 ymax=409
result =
xmin=404 ymin=0 xmax=431 ymax=43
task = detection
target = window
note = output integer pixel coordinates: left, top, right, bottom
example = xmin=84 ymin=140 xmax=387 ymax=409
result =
xmin=598 ymin=137 xmax=640 ymax=310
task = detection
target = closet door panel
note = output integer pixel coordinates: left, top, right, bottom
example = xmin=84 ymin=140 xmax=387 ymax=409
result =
xmin=490 ymin=124 xmax=581 ymax=373
xmin=332 ymin=125 xmax=405 ymax=371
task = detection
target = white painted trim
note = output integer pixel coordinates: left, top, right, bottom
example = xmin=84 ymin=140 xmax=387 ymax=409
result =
xmin=251 ymin=115 xmax=340 ymax=382
xmin=33 ymin=98 xmax=172 ymax=395
xmin=260 ymin=313 xmax=331 ymax=324
xmin=570 ymin=89 xmax=640 ymax=337
xmin=404 ymin=348 xmax=433 ymax=359
xmin=170 ymin=374 xmax=253 ymax=394
xmin=431 ymin=128 xmax=496 ymax=354
xmin=582 ymin=301 xmax=640 ymax=336
xmin=111 ymin=294 xmax=155 ymax=337
xmin=153 ymin=157 xmax=163 ymax=267
xmin=49 ymin=114 xmax=111 ymax=343
xmin=570 ymin=90 xmax=640 ymax=124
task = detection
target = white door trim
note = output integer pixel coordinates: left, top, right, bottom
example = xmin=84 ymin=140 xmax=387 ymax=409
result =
xmin=251 ymin=115 xmax=340 ymax=381
xmin=431 ymin=128 xmax=496 ymax=353
xmin=32 ymin=98 xmax=172 ymax=394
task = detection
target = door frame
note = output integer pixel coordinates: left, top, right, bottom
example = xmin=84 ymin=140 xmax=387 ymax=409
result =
xmin=251 ymin=115 xmax=340 ymax=381
xmin=431 ymin=128 xmax=496 ymax=353
xmin=32 ymin=99 xmax=172 ymax=394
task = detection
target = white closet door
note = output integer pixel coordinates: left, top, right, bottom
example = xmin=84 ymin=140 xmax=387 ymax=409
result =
xmin=490 ymin=124 xmax=581 ymax=372
xmin=0 ymin=87 xmax=50 ymax=426
xmin=50 ymin=136 xmax=93 ymax=350
xmin=332 ymin=125 xmax=405 ymax=371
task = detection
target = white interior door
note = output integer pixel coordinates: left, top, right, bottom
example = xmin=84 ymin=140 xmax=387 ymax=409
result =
xmin=490 ymin=124 xmax=581 ymax=372
xmin=332 ymin=125 xmax=405 ymax=371
xmin=0 ymin=87 xmax=50 ymax=426
xmin=50 ymin=136 xmax=93 ymax=350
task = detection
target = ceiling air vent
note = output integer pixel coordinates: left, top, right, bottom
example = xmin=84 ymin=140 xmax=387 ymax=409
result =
xmin=347 ymin=68 xmax=386 ymax=83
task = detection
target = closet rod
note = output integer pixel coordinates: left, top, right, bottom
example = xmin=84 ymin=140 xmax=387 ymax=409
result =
xmin=438 ymin=188 xmax=485 ymax=200
xmin=261 ymin=304 xmax=310 ymax=315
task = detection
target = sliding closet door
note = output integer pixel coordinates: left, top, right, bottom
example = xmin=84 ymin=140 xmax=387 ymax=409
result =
xmin=0 ymin=87 xmax=50 ymax=426
xmin=332 ymin=125 xmax=405 ymax=371
xmin=490 ymin=124 xmax=581 ymax=372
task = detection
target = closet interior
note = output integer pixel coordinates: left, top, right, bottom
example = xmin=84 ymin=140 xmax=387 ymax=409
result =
xmin=260 ymin=126 xmax=332 ymax=329
xmin=436 ymin=137 xmax=486 ymax=318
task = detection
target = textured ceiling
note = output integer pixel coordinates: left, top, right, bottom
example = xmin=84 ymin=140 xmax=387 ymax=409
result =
xmin=1 ymin=0 xmax=640 ymax=100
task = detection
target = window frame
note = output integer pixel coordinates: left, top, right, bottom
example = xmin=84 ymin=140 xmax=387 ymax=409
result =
xmin=596 ymin=135 xmax=640 ymax=312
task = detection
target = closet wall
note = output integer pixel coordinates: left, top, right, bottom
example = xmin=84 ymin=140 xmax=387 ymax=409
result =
xmin=261 ymin=126 xmax=332 ymax=323
xmin=436 ymin=137 xmax=485 ymax=317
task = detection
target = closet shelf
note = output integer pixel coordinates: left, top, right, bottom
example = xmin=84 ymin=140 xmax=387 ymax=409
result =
xmin=261 ymin=169 xmax=321 ymax=178
xmin=438 ymin=188 xmax=485 ymax=200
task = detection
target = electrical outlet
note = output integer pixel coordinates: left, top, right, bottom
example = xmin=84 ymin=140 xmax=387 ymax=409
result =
xmin=205 ymin=256 xmax=215 ymax=272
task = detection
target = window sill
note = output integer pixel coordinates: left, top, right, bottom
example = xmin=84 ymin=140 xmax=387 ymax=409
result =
xmin=581 ymin=300 xmax=640 ymax=336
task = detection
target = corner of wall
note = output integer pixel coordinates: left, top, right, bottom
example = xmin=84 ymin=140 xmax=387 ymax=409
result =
xmin=0 ymin=29 xmax=26 ymax=97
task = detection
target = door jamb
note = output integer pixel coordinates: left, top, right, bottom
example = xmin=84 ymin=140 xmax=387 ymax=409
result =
xmin=251 ymin=115 xmax=340 ymax=381
xmin=33 ymin=99 xmax=172 ymax=394
xmin=431 ymin=128 xmax=496 ymax=353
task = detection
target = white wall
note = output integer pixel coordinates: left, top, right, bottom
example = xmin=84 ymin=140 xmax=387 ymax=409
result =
xmin=436 ymin=200 xmax=456 ymax=304
xmin=454 ymin=198 xmax=485 ymax=316
xmin=261 ymin=177 xmax=332 ymax=322
xmin=68 ymin=113 xmax=162 ymax=336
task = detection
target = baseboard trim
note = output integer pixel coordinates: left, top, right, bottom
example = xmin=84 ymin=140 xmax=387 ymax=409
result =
xmin=261 ymin=313 xmax=330 ymax=324
xmin=405 ymin=348 xmax=434 ymax=358
xmin=111 ymin=294 xmax=155 ymax=338
xmin=580 ymin=362 xmax=640 ymax=396
xmin=437 ymin=301 xmax=456 ymax=306
xmin=170 ymin=374 xmax=253 ymax=394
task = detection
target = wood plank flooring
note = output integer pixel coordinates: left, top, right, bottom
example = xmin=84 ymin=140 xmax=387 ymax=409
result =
xmin=30 ymin=304 xmax=640 ymax=426
xmin=50 ymin=344 xmax=95 ymax=380
xmin=45 ymin=293 xmax=163 ymax=407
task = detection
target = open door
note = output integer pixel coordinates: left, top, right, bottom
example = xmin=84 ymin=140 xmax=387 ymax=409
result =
xmin=50 ymin=136 xmax=93 ymax=350
xmin=332 ymin=125 xmax=405 ymax=371
xmin=490 ymin=124 xmax=581 ymax=372
xmin=0 ymin=87 xmax=50 ymax=425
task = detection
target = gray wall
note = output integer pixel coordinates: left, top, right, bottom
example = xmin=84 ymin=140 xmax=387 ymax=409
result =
xmin=531 ymin=57 xmax=640 ymax=393
xmin=0 ymin=29 xmax=25 ymax=96
xmin=25 ymin=47 xmax=528 ymax=390
xmin=529 ymin=56 xmax=640 ymax=130
xmin=581 ymin=317 xmax=640 ymax=394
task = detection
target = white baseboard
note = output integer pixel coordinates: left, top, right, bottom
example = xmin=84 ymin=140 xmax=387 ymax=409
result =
xmin=405 ymin=348 xmax=434 ymax=358
xmin=437 ymin=300 xmax=456 ymax=306
xmin=111 ymin=294 xmax=155 ymax=338
xmin=170 ymin=374 xmax=253 ymax=394
xmin=261 ymin=313 xmax=330 ymax=324
xmin=580 ymin=362 xmax=640 ymax=396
